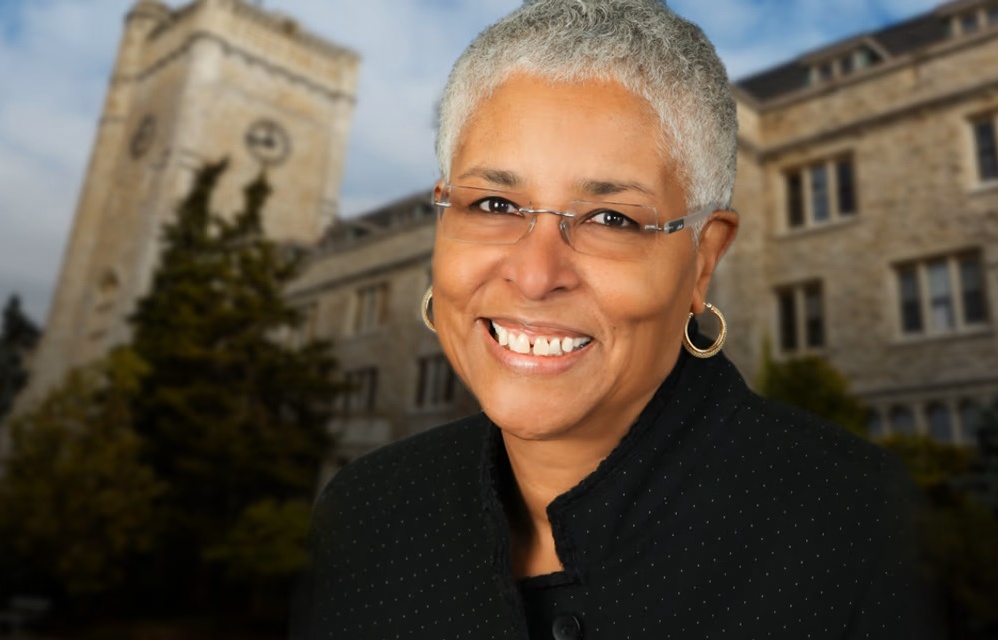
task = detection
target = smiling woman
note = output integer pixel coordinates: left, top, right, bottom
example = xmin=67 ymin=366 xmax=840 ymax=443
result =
xmin=295 ymin=1 xmax=941 ymax=638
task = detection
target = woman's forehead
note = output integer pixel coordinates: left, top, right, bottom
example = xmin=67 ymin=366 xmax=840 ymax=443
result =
xmin=450 ymin=74 xmax=684 ymax=205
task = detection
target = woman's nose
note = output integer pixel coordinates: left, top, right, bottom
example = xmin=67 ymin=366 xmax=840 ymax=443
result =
xmin=498 ymin=214 xmax=581 ymax=300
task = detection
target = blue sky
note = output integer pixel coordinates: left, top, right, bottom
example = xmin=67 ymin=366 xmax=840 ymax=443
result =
xmin=0 ymin=0 xmax=940 ymax=323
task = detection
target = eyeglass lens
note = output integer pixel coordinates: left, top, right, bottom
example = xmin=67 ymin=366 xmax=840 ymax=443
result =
xmin=437 ymin=185 xmax=663 ymax=260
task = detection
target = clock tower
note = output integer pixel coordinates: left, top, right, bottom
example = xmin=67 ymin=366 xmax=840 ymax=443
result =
xmin=22 ymin=0 xmax=359 ymax=403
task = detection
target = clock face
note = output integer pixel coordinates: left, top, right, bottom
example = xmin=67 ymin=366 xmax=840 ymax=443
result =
xmin=245 ymin=119 xmax=291 ymax=165
xmin=130 ymin=114 xmax=156 ymax=159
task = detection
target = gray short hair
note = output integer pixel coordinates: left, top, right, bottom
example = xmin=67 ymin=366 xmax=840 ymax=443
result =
xmin=436 ymin=0 xmax=737 ymax=217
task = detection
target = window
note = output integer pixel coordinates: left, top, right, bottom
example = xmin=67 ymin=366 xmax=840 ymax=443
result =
xmin=809 ymin=164 xmax=829 ymax=223
xmin=961 ymin=11 xmax=980 ymax=34
xmin=926 ymin=403 xmax=954 ymax=442
xmin=354 ymin=283 xmax=387 ymax=333
xmin=786 ymin=172 xmax=804 ymax=228
xmin=839 ymin=54 xmax=854 ymax=75
xmin=959 ymin=400 xmax=983 ymax=445
xmin=972 ymin=117 xmax=998 ymax=181
xmin=950 ymin=8 xmax=998 ymax=36
xmin=928 ymin=259 xmax=955 ymax=330
xmin=867 ymin=410 xmax=885 ymax=439
xmin=895 ymin=252 xmax=988 ymax=336
xmin=803 ymin=283 xmax=824 ymax=348
xmin=778 ymin=289 xmax=798 ymax=352
xmin=889 ymin=405 xmax=916 ymax=435
xmin=785 ymin=156 xmax=857 ymax=229
xmin=415 ymin=354 xmax=456 ymax=409
xmin=340 ymin=367 xmax=378 ymax=415
xmin=855 ymin=46 xmax=882 ymax=69
xmin=817 ymin=62 xmax=834 ymax=82
xmin=776 ymin=281 xmax=825 ymax=353
xmin=810 ymin=46 xmax=882 ymax=84
xmin=898 ymin=265 xmax=923 ymax=333
xmin=961 ymin=255 xmax=987 ymax=323
xmin=835 ymin=159 xmax=856 ymax=215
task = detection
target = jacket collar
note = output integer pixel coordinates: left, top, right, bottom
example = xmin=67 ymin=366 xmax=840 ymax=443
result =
xmin=480 ymin=349 xmax=750 ymax=583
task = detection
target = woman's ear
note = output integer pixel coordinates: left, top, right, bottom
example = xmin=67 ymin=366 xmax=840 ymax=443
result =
xmin=691 ymin=209 xmax=739 ymax=313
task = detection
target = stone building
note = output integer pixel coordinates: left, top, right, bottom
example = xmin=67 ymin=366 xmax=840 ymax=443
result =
xmin=718 ymin=0 xmax=998 ymax=444
xmin=21 ymin=0 xmax=359 ymax=405
xmin=291 ymin=0 xmax=998 ymax=462
xmin=284 ymin=192 xmax=478 ymax=468
xmin=19 ymin=0 xmax=998 ymax=463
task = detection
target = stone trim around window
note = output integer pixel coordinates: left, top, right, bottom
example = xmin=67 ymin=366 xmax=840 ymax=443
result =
xmin=783 ymin=155 xmax=857 ymax=232
xmin=893 ymin=250 xmax=989 ymax=339
xmin=971 ymin=112 xmax=998 ymax=183
xmin=774 ymin=280 xmax=826 ymax=355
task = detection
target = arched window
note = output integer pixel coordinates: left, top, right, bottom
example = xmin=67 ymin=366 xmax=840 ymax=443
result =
xmin=926 ymin=403 xmax=954 ymax=442
xmin=960 ymin=400 xmax=983 ymax=445
xmin=889 ymin=405 xmax=916 ymax=436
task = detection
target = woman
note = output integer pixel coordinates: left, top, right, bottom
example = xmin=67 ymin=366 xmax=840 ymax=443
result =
xmin=298 ymin=1 xmax=938 ymax=638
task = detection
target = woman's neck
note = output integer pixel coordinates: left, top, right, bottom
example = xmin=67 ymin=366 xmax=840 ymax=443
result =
xmin=501 ymin=432 xmax=622 ymax=577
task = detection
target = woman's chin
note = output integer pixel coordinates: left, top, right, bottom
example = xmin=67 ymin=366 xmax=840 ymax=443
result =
xmin=480 ymin=395 xmax=587 ymax=442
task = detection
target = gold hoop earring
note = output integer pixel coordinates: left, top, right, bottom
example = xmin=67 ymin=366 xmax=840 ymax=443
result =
xmin=683 ymin=302 xmax=726 ymax=359
xmin=421 ymin=286 xmax=436 ymax=333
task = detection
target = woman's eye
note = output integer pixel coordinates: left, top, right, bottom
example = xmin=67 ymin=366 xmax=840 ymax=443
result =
xmin=588 ymin=209 xmax=637 ymax=229
xmin=473 ymin=197 xmax=519 ymax=215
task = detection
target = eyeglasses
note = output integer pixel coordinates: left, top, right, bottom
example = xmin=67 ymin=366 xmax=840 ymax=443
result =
xmin=433 ymin=184 xmax=717 ymax=261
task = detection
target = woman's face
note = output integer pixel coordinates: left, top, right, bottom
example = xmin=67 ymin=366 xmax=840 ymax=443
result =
xmin=432 ymin=73 xmax=735 ymax=443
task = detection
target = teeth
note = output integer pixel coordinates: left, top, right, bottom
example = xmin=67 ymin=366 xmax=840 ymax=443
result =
xmin=533 ymin=338 xmax=549 ymax=356
xmin=511 ymin=332 xmax=531 ymax=354
xmin=490 ymin=321 xmax=591 ymax=357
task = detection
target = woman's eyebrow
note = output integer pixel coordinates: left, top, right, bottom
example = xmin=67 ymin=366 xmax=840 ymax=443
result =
xmin=455 ymin=167 xmax=521 ymax=188
xmin=453 ymin=170 xmax=656 ymax=198
xmin=578 ymin=178 xmax=656 ymax=198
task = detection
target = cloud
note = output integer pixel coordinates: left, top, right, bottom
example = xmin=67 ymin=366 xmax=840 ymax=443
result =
xmin=0 ymin=0 xmax=132 ymax=323
xmin=275 ymin=0 xmax=520 ymax=215
xmin=0 ymin=0 xmax=946 ymax=323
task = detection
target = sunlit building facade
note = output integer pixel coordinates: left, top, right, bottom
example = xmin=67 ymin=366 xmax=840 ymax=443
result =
xmin=717 ymin=0 xmax=998 ymax=444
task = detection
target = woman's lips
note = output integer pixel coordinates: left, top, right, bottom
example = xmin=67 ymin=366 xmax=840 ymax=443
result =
xmin=488 ymin=319 xmax=593 ymax=357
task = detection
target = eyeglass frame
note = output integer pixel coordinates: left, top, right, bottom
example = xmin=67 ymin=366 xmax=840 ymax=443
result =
xmin=432 ymin=183 xmax=722 ymax=253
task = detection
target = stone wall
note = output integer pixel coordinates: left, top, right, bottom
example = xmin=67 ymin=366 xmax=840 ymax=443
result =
xmin=287 ymin=203 xmax=479 ymax=467
xmin=724 ymin=17 xmax=998 ymax=442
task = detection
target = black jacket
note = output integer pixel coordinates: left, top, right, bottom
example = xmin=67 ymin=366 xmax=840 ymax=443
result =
xmin=297 ymin=351 xmax=941 ymax=639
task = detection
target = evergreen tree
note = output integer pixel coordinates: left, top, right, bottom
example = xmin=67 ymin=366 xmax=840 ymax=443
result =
xmin=0 ymin=294 xmax=41 ymax=421
xmin=756 ymin=346 xmax=867 ymax=436
xmin=757 ymin=345 xmax=998 ymax=635
xmin=129 ymin=160 xmax=339 ymax=612
xmin=879 ymin=432 xmax=998 ymax=637
xmin=0 ymin=349 xmax=162 ymax=601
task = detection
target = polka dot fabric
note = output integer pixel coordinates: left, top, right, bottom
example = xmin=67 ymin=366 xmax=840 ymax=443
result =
xmin=296 ymin=351 xmax=941 ymax=639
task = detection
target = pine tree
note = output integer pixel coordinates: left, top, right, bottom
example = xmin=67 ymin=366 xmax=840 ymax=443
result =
xmin=0 ymin=294 xmax=41 ymax=421
xmin=130 ymin=160 xmax=339 ymax=612
xmin=756 ymin=346 xmax=867 ymax=436
xmin=0 ymin=349 xmax=162 ymax=600
xmin=756 ymin=346 xmax=998 ymax=633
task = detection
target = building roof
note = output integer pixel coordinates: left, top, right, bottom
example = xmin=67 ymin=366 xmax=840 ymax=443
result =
xmin=736 ymin=0 xmax=971 ymax=103
xmin=318 ymin=190 xmax=435 ymax=252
